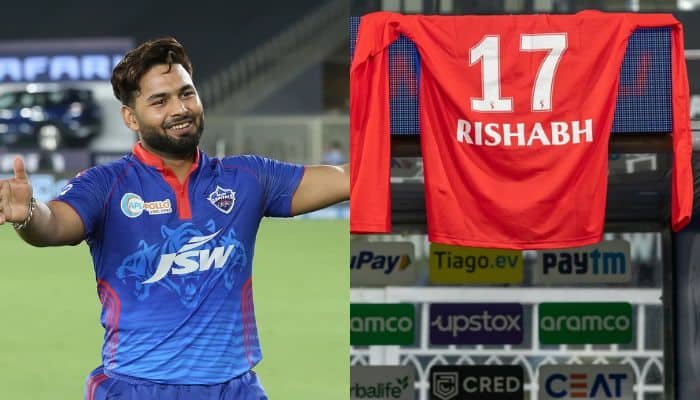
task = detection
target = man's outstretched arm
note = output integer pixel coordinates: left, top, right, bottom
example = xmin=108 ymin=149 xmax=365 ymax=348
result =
xmin=291 ymin=163 xmax=349 ymax=216
xmin=0 ymin=157 xmax=85 ymax=247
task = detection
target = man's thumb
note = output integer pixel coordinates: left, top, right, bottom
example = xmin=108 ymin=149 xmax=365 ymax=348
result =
xmin=13 ymin=156 xmax=28 ymax=181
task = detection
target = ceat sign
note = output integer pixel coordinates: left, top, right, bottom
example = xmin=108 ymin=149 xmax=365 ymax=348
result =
xmin=539 ymin=365 xmax=634 ymax=400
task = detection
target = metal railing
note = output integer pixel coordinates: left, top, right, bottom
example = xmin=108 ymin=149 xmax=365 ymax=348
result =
xmin=350 ymin=287 xmax=663 ymax=400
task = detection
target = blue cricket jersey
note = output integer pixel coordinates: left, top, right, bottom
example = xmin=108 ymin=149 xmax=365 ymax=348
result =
xmin=56 ymin=143 xmax=305 ymax=384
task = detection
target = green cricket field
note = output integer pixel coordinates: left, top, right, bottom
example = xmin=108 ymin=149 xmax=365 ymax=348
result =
xmin=0 ymin=218 xmax=348 ymax=399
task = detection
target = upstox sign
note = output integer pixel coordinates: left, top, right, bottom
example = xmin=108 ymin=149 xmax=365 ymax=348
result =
xmin=429 ymin=243 xmax=523 ymax=284
xmin=351 ymin=366 xmax=414 ymax=400
xmin=351 ymin=304 xmax=415 ymax=345
xmin=534 ymin=240 xmax=631 ymax=284
xmin=539 ymin=302 xmax=633 ymax=344
xmin=351 ymin=241 xmax=417 ymax=286
xmin=430 ymin=303 xmax=523 ymax=345
xmin=539 ymin=364 xmax=634 ymax=400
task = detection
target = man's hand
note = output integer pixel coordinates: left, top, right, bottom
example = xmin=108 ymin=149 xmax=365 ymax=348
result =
xmin=291 ymin=163 xmax=349 ymax=216
xmin=0 ymin=157 xmax=33 ymax=225
xmin=0 ymin=155 xmax=84 ymax=246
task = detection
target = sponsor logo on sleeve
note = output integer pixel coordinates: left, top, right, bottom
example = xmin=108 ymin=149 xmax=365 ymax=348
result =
xmin=350 ymin=304 xmax=415 ymax=346
xmin=429 ymin=243 xmax=523 ymax=284
xmin=350 ymin=366 xmax=414 ymax=400
xmin=429 ymin=365 xmax=523 ymax=400
xmin=351 ymin=241 xmax=416 ymax=286
xmin=539 ymin=364 xmax=634 ymax=400
xmin=59 ymin=183 xmax=73 ymax=196
xmin=534 ymin=240 xmax=631 ymax=284
xmin=538 ymin=302 xmax=633 ymax=344
xmin=430 ymin=303 xmax=523 ymax=345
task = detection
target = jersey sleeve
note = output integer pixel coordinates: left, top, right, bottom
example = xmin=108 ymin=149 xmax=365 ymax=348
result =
xmin=239 ymin=155 xmax=305 ymax=217
xmin=670 ymin=21 xmax=694 ymax=231
xmin=350 ymin=12 xmax=401 ymax=234
xmin=624 ymin=13 xmax=694 ymax=231
xmin=53 ymin=166 xmax=112 ymax=239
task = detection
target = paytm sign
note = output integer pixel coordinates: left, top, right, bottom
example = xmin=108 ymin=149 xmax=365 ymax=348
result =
xmin=534 ymin=240 xmax=631 ymax=284
xmin=0 ymin=38 xmax=132 ymax=83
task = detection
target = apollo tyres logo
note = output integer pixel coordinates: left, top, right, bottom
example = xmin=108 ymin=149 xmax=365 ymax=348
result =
xmin=534 ymin=240 xmax=631 ymax=284
xmin=430 ymin=365 xmax=523 ymax=400
xmin=539 ymin=302 xmax=633 ymax=344
xmin=350 ymin=304 xmax=415 ymax=345
xmin=429 ymin=243 xmax=523 ymax=284
xmin=430 ymin=303 xmax=523 ymax=345
xmin=120 ymin=192 xmax=172 ymax=218
xmin=350 ymin=366 xmax=414 ymax=400
xmin=539 ymin=364 xmax=634 ymax=400
xmin=351 ymin=241 xmax=416 ymax=286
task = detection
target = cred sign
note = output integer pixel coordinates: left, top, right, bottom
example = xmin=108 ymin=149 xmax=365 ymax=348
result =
xmin=430 ymin=365 xmax=523 ymax=400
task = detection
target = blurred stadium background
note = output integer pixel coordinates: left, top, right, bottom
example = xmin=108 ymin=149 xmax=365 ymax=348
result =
xmin=0 ymin=0 xmax=350 ymax=399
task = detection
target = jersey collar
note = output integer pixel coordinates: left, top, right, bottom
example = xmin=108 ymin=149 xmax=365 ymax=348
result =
xmin=132 ymin=142 xmax=201 ymax=173
xmin=131 ymin=142 xmax=201 ymax=220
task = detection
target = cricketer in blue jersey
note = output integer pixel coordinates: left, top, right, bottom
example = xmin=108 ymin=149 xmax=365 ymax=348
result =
xmin=0 ymin=37 xmax=349 ymax=400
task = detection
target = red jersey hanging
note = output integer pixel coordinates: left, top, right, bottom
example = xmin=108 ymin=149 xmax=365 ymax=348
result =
xmin=350 ymin=11 xmax=693 ymax=249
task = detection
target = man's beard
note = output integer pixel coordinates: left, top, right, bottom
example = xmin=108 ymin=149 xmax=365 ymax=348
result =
xmin=138 ymin=114 xmax=204 ymax=159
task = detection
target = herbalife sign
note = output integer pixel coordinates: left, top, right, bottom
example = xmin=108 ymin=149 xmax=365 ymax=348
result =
xmin=351 ymin=304 xmax=415 ymax=345
xmin=351 ymin=366 xmax=414 ymax=400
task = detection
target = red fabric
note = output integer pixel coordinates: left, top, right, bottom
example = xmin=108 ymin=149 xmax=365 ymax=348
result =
xmin=350 ymin=11 xmax=693 ymax=249
xmin=132 ymin=143 xmax=200 ymax=220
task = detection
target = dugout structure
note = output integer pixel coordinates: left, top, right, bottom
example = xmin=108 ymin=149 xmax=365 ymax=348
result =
xmin=349 ymin=15 xmax=699 ymax=400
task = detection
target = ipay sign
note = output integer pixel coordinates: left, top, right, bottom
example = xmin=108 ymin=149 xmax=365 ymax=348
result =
xmin=350 ymin=241 xmax=416 ymax=286
xmin=0 ymin=38 xmax=132 ymax=83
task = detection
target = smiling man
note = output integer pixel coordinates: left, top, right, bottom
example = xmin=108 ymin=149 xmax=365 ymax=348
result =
xmin=0 ymin=37 xmax=349 ymax=400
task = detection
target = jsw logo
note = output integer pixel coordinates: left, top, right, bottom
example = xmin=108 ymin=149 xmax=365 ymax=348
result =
xmin=143 ymin=230 xmax=234 ymax=284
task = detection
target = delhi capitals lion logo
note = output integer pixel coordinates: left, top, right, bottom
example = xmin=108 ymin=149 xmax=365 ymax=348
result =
xmin=208 ymin=186 xmax=236 ymax=214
